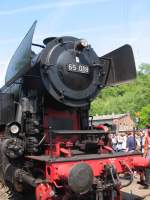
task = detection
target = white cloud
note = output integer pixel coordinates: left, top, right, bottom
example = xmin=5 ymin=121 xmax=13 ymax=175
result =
xmin=0 ymin=0 xmax=109 ymax=16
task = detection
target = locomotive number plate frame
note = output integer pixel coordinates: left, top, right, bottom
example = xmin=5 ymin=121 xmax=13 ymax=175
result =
xmin=67 ymin=64 xmax=89 ymax=74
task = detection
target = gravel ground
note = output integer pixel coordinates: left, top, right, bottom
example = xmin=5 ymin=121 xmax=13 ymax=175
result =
xmin=0 ymin=186 xmax=9 ymax=200
xmin=121 ymin=176 xmax=150 ymax=200
xmin=0 ymin=177 xmax=150 ymax=200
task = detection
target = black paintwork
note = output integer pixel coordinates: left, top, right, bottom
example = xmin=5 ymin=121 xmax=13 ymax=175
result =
xmin=1 ymin=22 xmax=136 ymax=108
xmin=26 ymin=151 xmax=142 ymax=163
xmin=0 ymin=93 xmax=15 ymax=125
xmin=5 ymin=21 xmax=37 ymax=87
xmin=101 ymin=44 xmax=136 ymax=86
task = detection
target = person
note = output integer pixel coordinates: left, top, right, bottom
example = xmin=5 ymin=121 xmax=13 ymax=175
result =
xmin=126 ymin=131 xmax=136 ymax=152
xmin=143 ymin=125 xmax=150 ymax=158
xmin=135 ymin=131 xmax=142 ymax=151
xmin=139 ymin=124 xmax=150 ymax=189
xmin=143 ymin=124 xmax=150 ymax=188
xmin=122 ymin=133 xmax=127 ymax=151
xmin=140 ymin=130 xmax=145 ymax=153
xmin=111 ymin=134 xmax=117 ymax=151
xmin=116 ymin=133 xmax=126 ymax=152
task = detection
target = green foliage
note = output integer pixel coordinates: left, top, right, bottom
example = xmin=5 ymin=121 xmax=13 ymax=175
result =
xmin=140 ymin=104 xmax=150 ymax=127
xmin=90 ymin=63 xmax=150 ymax=127
xmin=138 ymin=63 xmax=150 ymax=75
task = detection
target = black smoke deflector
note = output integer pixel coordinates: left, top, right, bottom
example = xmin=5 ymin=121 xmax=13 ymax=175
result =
xmin=100 ymin=44 xmax=136 ymax=86
xmin=5 ymin=21 xmax=37 ymax=86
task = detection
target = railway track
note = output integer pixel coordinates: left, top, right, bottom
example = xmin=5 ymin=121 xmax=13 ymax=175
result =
xmin=1 ymin=179 xmax=150 ymax=200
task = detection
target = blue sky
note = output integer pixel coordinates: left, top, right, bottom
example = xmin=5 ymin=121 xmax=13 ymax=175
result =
xmin=0 ymin=0 xmax=150 ymax=86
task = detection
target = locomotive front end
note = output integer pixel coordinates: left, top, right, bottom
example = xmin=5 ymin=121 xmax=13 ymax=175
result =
xmin=0 ymin=21 xmax=145 ymax=200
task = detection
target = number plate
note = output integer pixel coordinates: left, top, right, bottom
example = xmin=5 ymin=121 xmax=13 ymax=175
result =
xmin=67 ymin=64 xmax=89 ymax=74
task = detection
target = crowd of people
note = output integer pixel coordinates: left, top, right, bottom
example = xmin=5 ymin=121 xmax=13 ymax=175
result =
xmin=110 ymin=124 xmax=150 ymax=189
xmin=111 ymin=127 xmax=150 ymax=156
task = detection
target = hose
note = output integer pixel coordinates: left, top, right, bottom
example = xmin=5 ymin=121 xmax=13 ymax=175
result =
xmin=119 ymin=161 xmax=134 ymax=188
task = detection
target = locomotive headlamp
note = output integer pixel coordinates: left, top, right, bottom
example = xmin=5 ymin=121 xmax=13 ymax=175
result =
xmin=10 ymin=124 xmax=19 ymax=134
xmin=8 ymin=122 xmax=21 ymax=135
xmin=75 ymin=39 xmax=88 ymax=51
xmin=80 ymin=39 xmax=88 ymax=47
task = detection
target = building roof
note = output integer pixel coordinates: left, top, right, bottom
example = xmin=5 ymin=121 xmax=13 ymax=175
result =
xmin=92 ymin=113 xmax=129 ymax=121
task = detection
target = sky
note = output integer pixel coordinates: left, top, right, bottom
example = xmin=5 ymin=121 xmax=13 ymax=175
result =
xmin=0 ymin=0 xmax=150 ymax=87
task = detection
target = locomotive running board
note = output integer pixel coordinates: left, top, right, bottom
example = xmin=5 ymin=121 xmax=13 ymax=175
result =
xmin=50 ymin=130 xmax=115 ymax=135
xmin=26 ymin=152 xmax=142 ymax=163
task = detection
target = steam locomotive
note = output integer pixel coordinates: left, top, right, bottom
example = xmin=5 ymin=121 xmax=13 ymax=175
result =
xmin=0 ymin=21 xmax=149 ymax=200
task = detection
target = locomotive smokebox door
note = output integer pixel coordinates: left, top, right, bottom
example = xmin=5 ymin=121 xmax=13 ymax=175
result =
xmin=40 ymin=36 xmax=104 ymax=107
xmin=100 ymin=44 xmax=136 ymax=86
xmin=68 ymin=163 xmax=93 ymax=194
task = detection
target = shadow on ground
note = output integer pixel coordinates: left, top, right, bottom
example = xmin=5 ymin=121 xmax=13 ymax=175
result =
xmin=122 ymin=191 xmax=145 ymax=200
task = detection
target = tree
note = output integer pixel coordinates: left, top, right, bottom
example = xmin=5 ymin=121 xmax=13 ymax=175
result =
xmin=139 ymin=104 xmax=150 ymax=127
xmin=138 ymin=63 xmax=150 ymax=75
xmin=90 ymin=63 xmax=150 ymax=128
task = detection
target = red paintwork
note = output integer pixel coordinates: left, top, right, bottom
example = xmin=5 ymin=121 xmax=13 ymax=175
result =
xmin=132 ymin=156 xmax=150 ymax=168
xmin=45 ymin=155 xmax=148 ymax=181
xmin=95 ymin=124 xmax=109 ymax=132
xmin=35 ymin=111 xmax=150 ymax=200
xmin=0 ymin=131 xmax=4 ymax=139
xmin=35 ymin=154 xmax=150 ymax=200
xmin=36 ymin=183 xmax=53 ymax=200
xmin=43 ymin=108 xmax=80 ymax=157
